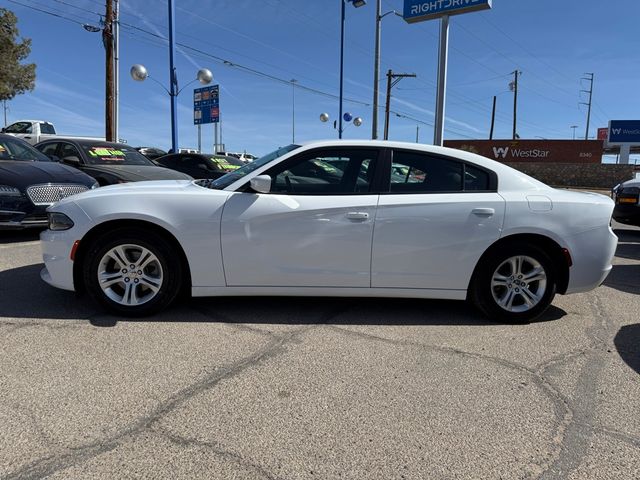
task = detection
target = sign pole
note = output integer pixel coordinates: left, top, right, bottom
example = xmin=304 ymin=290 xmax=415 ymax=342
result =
xmin=197 ymin=125 xmax=201 ymax=153
xmin=214 ymin=123 xmax=218 ymax=153
xmin=433 ymin=14 xmax=449 ymax=146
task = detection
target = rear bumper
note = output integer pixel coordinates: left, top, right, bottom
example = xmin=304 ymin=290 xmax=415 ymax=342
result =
xmin=565 ymin=225 xmax=618 ymax=294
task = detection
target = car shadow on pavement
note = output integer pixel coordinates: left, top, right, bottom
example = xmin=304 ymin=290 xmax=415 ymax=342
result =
xmin=0 ymin=230 xmax=42 ymax=244
xmin=614 ymin=324 xmax=640 ymax=375
xmin=0 ymin=264 xmax=98 ymax=319
xmin=1 ymin=264 xmax=566 ymax=326
xmin=604 ymin=264 xmax=640 ymax=296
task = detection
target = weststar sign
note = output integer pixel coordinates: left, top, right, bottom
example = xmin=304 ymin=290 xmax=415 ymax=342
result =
xmin=404 ymin=0 xmax=492 ymax=23
xmin=443 ymin=140 xmax=603 ymax=164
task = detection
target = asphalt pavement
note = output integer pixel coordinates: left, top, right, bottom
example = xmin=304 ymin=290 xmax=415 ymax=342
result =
xmin=0 ymin=223 xmax=638 ymax=479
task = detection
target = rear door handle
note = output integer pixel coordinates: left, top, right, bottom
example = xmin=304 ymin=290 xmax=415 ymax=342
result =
xmin=472 ymin=208 xmax=495 ymax=216
xmin=346 ymin=211 xmax=369 ymax=220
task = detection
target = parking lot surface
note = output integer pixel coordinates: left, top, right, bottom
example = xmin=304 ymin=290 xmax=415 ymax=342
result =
xmin=1 ymin=224 xmax=639 ymax=479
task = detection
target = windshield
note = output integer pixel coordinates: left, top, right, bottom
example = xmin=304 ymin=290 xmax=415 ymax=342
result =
xmin=0 ymin=136 xmax=50 ymax=162
xmin=206 ymin=155 xmax=244 ymax=171
xmin=205 ymin=144 xmax=301 ymax=189
xmin=81 ymin=144 xmax=155 ymax=166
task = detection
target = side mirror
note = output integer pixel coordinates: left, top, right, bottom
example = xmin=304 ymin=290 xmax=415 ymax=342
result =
xmin=249 ymin=174 xmax=271 ymax=194
xmin=62 ymin=156 xmax=81 ymax=166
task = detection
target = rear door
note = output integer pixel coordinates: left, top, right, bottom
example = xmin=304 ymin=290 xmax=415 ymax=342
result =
xmin=371 ymin=149 xmax=505 ymax=290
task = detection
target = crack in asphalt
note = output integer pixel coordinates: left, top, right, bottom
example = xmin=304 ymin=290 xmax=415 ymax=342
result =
xmin=0 ymin=320 xmax=87 ymax=335
xmin=536 ymin=292 xmax=615 ymax=480
xmin=325 ymin=325 xmax=572 ymax=479
xmin=3 ymin=324 xmax=317 ymax=480
xmin=156 ymin=428 xmax=285 ymax=480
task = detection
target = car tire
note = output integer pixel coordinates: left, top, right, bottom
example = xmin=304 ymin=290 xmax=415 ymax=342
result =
xmin=470 ymin=243 xmax=557 ymax=323
xmin=83 ymin=228 xmax=183 ymax=317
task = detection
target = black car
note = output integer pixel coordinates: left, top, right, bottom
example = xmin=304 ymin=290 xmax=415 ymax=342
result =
xmin=612 ymin=177 xmax=640 ymax=226
xmin=136 ymin=146 xmax=167 ymax=161
xmin=0 ymin=134 xmax=97 ymax=229
xmin=35 ymin=139 xmax=192 ymax=185
xmin=154 ymin=152 xmax=245 ymax=179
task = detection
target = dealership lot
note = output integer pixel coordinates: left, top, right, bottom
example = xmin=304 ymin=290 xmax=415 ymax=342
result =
xmin=1 ymin=225 xmax=639 ymax=479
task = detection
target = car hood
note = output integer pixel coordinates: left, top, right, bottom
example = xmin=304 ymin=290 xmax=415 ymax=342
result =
xmin=85 ymin=164 xmax=192 ymax=181
xmin=0 ymin=160 xmax=94 ymax=190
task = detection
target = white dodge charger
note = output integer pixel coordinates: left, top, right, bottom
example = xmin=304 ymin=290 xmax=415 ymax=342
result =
xmin=40 ymin=141 xmax=617 ymax=322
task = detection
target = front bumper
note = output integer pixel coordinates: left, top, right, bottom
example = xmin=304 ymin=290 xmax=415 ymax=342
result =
xmin=0 ymin=206 xmax=48 ymax=230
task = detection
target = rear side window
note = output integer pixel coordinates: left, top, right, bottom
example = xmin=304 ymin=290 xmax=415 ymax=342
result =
xmin=464 ymin=164 xmax=491 ymax=191
xmin=390 ymin=151 xmax=463 ymax=193
xmin=39 ymin=123 xmax=56 ymax=134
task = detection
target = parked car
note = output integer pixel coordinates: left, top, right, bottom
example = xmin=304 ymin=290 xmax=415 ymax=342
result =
xmin=135 ymin=147 xmax=167 ymax=161
xmin=41 ymin=140 xmax=617 ymax=322
xmin=154 ymin=152 xmax=245 ymax=179
xmin=35 ymin=138 xmax=192 ymax=185
xmin=0 ymin=134 xmax=97 ymax=229
xmin=2 ymin=120 xmax=104 ymax=145
xmin=612 ymin=177 xmax=640 ymax=226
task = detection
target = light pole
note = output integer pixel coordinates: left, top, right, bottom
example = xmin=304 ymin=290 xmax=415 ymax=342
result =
xmin=291 ymin=79 xmax=297 ymax=143
xmin=570 ymin=125 xmax=578 ymax=140
xmin=130 ymin=64 xmax=212 ymax=152
xmin=372 ymin=2 xmax=401 ymax=140
xmin=339 ymin=0 xmax=366 ymax=139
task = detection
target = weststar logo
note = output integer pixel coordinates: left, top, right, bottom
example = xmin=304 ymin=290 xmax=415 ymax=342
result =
xmin=612 ymin=128 xmax=622 ymax=135
xmin=493 ymin=147 xmax=509 ymax=158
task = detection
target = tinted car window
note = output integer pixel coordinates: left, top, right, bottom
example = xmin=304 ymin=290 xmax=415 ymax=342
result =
xmin=207 ymin=155 xmax=243 ymax=172
xmin=389 ymin=151 xmax=463 ymax=193
xmin=37 ymin=142 xmax=60 ymax=159
xmin=60 ymin=143 xmax=82 ymax=161
xmin=0 ymin=136 xmax=50 ymax=162
xmin=80 ymin=144 xmax=155 ymax=166
xmin=267 ymin=149 xmax=378 ymax=195
xmin=39 ymin=123 xmax=56 ymax=134
xmin=464 ymin=164 xmax=491 ymax=191
xmin=4 ymin=122 xmax=32 ymax=134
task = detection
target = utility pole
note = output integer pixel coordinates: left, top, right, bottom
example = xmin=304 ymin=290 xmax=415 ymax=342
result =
xmin=489 ymin=95 xmax=496 ymax=140
xmin=509 ymin=70 xmax=519 ymax=140
xmin=416 ymin=125 xmax=419 ymax=143
xmin=372 ymin=0 xmax=381 ymax=140
xmin=2 ymin=100 xmax=7 ymax=127
xmin=113 ymin=0 xmax=119 ymax=142
xmin=581 ymin=73 xmax=594 ymax=141
xmin=291 ymin=79 xmax=297 ymax=143
xmin=103 ymin=0 xmax=115 ymax=142
xmin=384 ymin=70 xmax=416 ymax=140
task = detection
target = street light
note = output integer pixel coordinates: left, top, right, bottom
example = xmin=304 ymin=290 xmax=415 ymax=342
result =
xmin=339 ymin=0 xmax=366 ymax=139
xmin=371 ymin=1 xmax=401 ymax=139
xmin=131 ymin=65 xmax=212 ymax=152
xmin=570 ymin=125 xmax=578 ymax=140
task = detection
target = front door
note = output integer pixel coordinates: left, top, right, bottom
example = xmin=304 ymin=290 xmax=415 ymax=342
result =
xmin=221 ymin=148 xmax=381 ymax=287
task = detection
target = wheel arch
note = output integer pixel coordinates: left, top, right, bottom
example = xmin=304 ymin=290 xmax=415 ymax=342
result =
xmin=468 ymin=233 xmax=570 ymax=296
xmin=73 ymin=219 xmax=192 ymax=296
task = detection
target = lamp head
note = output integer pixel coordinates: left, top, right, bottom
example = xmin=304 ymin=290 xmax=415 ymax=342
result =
xmin=130 ymin=64 xmax=148 ymax=82
xmin=349 ymin=0 xmax=366 ymax=7
xmin=353 ymin=117 xmax=363 ymax=127
xmin=197 ymin=68 xmax=213 ymax=85
xmin=319 ymin=113 xmax=330 ymax=123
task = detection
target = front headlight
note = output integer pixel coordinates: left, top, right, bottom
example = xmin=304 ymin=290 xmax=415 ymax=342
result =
xmin=48 ymin=212 xmax=75 ymax=231
xmin=91 ymin=181 xmax=100 ymax=189
xmin=0 ymin=185 xmax=22 ymax=196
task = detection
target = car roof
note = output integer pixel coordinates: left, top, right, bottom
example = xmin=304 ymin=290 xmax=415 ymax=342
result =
xmin=40 ymin=138 xmax=130 ymax=148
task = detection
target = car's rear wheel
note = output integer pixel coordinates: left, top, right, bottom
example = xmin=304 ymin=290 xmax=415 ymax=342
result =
xmin=470 ymin=244 xmax=556 ymax=323
xmin=83 ymin=229 xmax=182 ymax=316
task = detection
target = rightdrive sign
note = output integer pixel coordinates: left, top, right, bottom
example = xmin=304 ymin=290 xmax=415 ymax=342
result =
xmin=404 ymin=0 xmax=492 ymax=23
xmin=609 ymin=120 xmax=640 ymax=144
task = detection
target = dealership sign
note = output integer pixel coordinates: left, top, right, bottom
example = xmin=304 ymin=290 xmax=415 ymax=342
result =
xmin=193 ymin=85 xmax=219 ymax=125
xmin=403 ymin=0 xmax=492 ymax=23
xmin=444 ymin=140 xmax=603 ymax=164
xmin=608 ymin=120 xmax=640 ymax=144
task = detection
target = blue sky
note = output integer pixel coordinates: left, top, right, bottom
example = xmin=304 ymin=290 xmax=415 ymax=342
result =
xmin=5 ymin=0 xmax=640 ymax=157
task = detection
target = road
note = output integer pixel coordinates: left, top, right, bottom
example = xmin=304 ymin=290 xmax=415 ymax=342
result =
xmin=0 ymin=224 xmax=638 ymax=479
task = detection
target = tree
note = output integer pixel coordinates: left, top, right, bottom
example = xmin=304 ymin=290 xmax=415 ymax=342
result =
xmin=0 ymin=8 xmax=36 ymax=102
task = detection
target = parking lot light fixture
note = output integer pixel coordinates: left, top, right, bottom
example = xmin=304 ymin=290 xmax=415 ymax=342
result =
xmin=339 ymin=0 xmax=366 ymax=139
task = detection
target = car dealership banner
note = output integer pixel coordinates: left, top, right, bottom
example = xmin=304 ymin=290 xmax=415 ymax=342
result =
xmin=193 ymin=85 xmax=219 ymax=125
xmin=444 ymin=140 xmax=603 ymax=164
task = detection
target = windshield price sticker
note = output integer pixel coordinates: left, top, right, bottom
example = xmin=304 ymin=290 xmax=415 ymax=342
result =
xmin=89 ymin=147 xmax=126 ymax=160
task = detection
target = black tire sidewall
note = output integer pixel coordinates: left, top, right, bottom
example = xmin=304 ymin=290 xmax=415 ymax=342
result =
xmin=471 ymin=244 xmax=557 ymax=323
xmin=83 ymin=229 xmax=182 ymax=317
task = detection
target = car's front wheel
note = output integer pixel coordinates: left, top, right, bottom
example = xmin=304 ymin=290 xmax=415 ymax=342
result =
xmin=470 ymin=244 xmax=557 ymax=323
xmin=83 ymin=229 xmax=183 ymax=316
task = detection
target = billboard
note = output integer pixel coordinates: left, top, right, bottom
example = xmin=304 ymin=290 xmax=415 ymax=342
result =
xmin=608 ymin=120 xmax=640 ymax=144
xmin=404 ymin=0 xmax=492 ymax=23
xmin=444 ymin=140 xmax=603 ymax=164
xmin=194 ymin=85 xmax=219 ymax=125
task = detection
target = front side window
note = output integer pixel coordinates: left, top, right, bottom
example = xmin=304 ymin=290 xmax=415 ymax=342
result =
xmin=4 ymin=122 xmax=32 ymax=134
xmin=0 ymin=136 xmax=49 ymax=161
xmin=60 ymin=143 xmax=82 ymax=161
xmin=37 ymin=142 xmax=60 ymax=159
xmin=268 ymin=149 xmax=378 ymax=195
xmin=389 ymin=151 xmax=463 ymax=193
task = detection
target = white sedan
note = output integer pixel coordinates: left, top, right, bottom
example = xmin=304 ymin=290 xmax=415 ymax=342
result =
xmin=41 ymin=140 xmax=617 ymax=322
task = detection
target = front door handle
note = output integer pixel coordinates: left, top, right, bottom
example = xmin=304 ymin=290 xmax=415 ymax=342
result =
xmin=346 ymin=211 xmax=369 ymax=220
xmin=471 ymin=208 xmax=495 ymax=216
